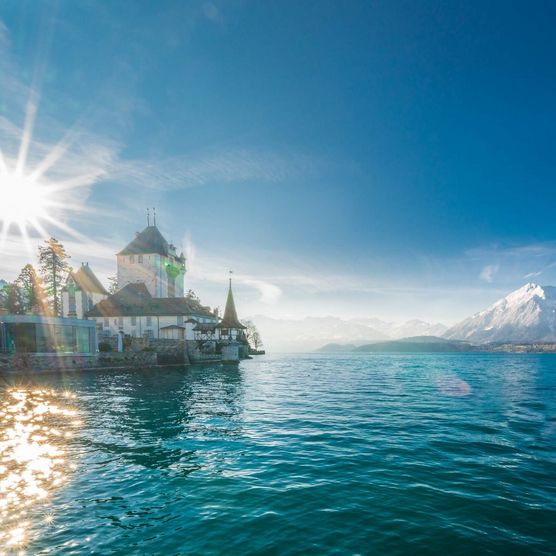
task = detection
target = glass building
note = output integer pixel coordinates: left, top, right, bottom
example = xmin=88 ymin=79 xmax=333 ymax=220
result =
xmin=0 ymin=316 xmax=97 ymax=354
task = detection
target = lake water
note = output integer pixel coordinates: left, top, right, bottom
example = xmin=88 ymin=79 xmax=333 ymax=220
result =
xmin=1 ymin=353 xmax=555 ymax=555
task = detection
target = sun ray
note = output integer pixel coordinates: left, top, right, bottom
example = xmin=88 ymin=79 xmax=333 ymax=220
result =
xmin=28 ymin=140 xmax=71 ymax=182
xmin=42 ymin=200 xmax=96 ymax=214
xmin=28 ymin=100 xmax=100 ymax=182
xmin=27 ymin=217 xmax=51 ymax=240
xmin=0 ymin=24 xmax=99 ymax=250
xmin=41 ymin=214 xmax=90 ymax=242
xmin=0 ymin=148 xmax=8 ymax=174
xmin=45 ymin=172 xmax=106 ymax=192
xmin=15 ymin=91 xmax=40 ymax=175
xmin=0 ymin=221 xmax=10 ymax=254
xmin=17 ymin=221 xmax=34 ymax=258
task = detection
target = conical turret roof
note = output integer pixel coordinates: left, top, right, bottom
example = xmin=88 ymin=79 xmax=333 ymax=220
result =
xmin=216 ymin=279 xmax=246 ymax=329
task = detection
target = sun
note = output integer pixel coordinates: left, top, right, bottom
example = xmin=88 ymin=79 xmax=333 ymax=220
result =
xmin=0 ymin=137 xmax=89 ymax=253
xmin=0 ymin=170 xmax=51 ymax=230
xmin=0 ymin=84 xmax=93 ymax=254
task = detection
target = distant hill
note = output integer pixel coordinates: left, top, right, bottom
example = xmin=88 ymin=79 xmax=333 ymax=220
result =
xmin=354 ymin=336 xmax=475 ymax=353
xmin=250 ymin=314 xmax=448 ymax=352
xmin=316 ymin=343 xmax=360 ymax=353
xmin=444 ymin=283 xmax=556 ymax=343
xmin=249 ymin=315 xmax=388 ymax=352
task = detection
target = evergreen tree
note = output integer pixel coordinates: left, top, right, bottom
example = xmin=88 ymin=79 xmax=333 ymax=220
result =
xmin=15 ymin=264 xmax=48 ymax=314
xmin=38 ymin=237 xmax=70 ymax=316
xmin=0 ymin=280 xmax=8 ymax=310
xmin=4 ymin=283 xmax=24 ymax=314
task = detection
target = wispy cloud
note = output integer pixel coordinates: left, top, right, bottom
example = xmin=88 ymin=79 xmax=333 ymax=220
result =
xmin=0 ymin=13 xmax=328 ymax=249
xmin=0 ymin=234 xmax=119 ymax=281
xmin=108 ymin=148 xmax=322 ymax=190
xmin=240 ymin=278 xmax=282 ymax=304
xmin=466 ymin=242 xmax=556 ymax=286
xmin=479 ymin=264 xmax=499 ymax=283
xmin=182 ymin=235 xmax=283 ymax=305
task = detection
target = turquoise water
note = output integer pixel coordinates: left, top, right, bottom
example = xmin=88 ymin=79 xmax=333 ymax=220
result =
xmin=1 ymin=353 xmax=556 ymax=554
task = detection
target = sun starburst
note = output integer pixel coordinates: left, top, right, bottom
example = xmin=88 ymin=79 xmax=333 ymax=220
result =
xmin=0 ymin=91 xmax=94 ymax=257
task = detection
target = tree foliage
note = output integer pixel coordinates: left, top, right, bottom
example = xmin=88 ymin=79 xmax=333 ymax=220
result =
xmin=243 ymin=320 xmax=264 ymax=351
xmin=16 ymin=264 xmax=48 ymax=314
xmin=107 ymin=275 xmax=119 ymax=295
xmin=38 ymin=237 xmax=70 ymax=316
xmin=185 ymin=289 xmax=200 ymax=303
xmin=0 ymin=280 xmax=8 ymax=310
xmin=1 ymin=283 xmax=24 ymax=314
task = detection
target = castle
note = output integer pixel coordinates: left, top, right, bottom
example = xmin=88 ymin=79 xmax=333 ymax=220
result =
xmin=61 ymin=220 xmax=246 ymax=349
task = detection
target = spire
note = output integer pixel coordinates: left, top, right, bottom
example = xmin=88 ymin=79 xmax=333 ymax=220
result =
xmin=147 ymin=208 xmax=150 ymax=226
xmin=153 ymin=207 xmax=157 ymax=226
xmin=216 ymin=272 xmax=246 ymax=329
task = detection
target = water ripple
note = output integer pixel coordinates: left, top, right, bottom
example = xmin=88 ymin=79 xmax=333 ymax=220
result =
xmin=0 ymin=353 xmax=555 ymax=554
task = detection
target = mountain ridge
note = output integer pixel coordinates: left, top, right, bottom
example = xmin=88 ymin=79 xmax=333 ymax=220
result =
xmin=444 ymin=282 xmax=556 ymax=343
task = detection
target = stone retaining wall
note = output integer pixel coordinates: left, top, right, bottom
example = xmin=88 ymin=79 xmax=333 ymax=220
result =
xmin=0 ymin=351 xmax=158 ymax=374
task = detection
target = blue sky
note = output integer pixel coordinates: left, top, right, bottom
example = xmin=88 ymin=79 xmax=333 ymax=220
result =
xmin=1 ymin=1 xmax=556 ymax=323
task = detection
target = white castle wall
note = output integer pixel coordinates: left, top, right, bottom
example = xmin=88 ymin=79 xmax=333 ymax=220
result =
xmin=62 ymin=290 xmax=107 ymax=319
xmin=117 ymin=254 xmax=185 ymax=298
xmin=93 ymin=314 xmax=216 ymax=340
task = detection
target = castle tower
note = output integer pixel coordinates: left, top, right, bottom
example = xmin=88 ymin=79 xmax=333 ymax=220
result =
xmin=116 ymin=224 xmax=186 ymax=298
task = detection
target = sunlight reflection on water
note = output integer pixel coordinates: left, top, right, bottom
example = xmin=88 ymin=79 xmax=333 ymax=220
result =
xmin=0 ymin=388 xmax=79 ymax=552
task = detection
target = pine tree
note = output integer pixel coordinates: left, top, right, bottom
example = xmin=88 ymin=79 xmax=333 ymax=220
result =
xmin=4 ymin=283 xmax=24 ymax=314
xmin=0 ymin=280 xmax=8 ymax=310
xmin=38 ymin=237 xmax=70 ymax=316
xmin=15 ymin=264 xmax=48 ymax=314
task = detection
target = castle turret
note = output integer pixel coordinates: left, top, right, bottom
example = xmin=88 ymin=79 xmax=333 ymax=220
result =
xmin=116 ymin=224 xmax=186 ymax=298
xmin=216 ymin=274 xmax=246 ymax=342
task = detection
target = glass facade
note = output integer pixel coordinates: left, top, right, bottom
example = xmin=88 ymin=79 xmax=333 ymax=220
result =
xmin=0 ymin=318 xmax=96 ymax=354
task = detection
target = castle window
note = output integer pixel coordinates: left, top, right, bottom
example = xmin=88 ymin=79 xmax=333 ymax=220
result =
xmin=103 ymin=318 xmax=109 ymax=328
xmin=177 ymin=316 xmax=183 ymax=325
xmin=131 ymin=316 xmax=137 ymax=326
xmin=130 ymin=255 xmax=135 ymax=263
xmin=138 ymin=255 xmax=143 ymax=263
xmin=118 ymin=317 xmax=124 ymax=328
xmin=146 ymin=316 xmax=152 ymax=327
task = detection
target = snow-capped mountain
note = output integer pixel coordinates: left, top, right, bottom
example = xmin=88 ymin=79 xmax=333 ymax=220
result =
xmin=444 ymin=283 xmax=556 ymax=343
